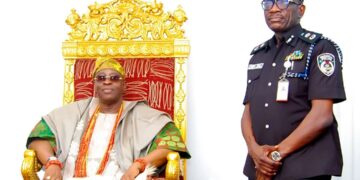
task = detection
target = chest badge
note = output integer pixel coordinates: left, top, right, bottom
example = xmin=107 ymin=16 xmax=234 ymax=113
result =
xmin=285 ymin=50 xmax=304 ymax=61
xmin=317 ymin=53 xmax=336 ymax=76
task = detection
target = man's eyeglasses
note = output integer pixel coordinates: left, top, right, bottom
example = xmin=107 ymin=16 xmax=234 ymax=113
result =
xmin=261 ymin=0 xmax=302 ymax=11
xmin=94 ymin=75 xmax=124 ymax=82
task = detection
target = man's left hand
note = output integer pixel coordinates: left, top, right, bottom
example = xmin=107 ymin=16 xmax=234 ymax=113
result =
xmin=121 ymin=163 xmax=140 ymax=180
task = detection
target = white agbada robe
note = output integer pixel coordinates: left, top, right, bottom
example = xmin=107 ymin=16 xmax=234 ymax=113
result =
xmin=62 ymin=113 xmax=148 ymax=180
xmin=42 ymin=99 xmax=170 ymax=180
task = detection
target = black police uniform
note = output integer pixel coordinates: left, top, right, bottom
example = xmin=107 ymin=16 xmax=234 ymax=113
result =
xmin=243 ymin=24 xmax=346 ymax=179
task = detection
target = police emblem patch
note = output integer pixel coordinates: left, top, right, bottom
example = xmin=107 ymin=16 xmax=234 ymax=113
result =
xmin=317 ymin=53 xmax=336 ymax=76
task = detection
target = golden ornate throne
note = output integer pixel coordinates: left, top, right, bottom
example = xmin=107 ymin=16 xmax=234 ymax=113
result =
xmin=21 ymin=0 xmax=190 ymax=179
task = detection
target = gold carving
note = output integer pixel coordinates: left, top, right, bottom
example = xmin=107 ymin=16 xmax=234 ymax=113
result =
xmin=21 ymin=150 xmax=41 ymax=180
xmin=62 ymin=40 xmax=189 ymax=58
xmin=166 ymin=152 xmax=181 ymax=180
xmin=174 ymin=39 xmax=190 ymax=57
xmin=62 ymin=0 xmax=190 ymax=58
xmin=63 ymin=59 xmax=75 ymax=104
xmin=174 ymin=57 xmax=187 ymax=179
xmin=65 ymin=0 xmax=187 ymax=41
xmin=174 ymin=57 xmax=186 ymax=137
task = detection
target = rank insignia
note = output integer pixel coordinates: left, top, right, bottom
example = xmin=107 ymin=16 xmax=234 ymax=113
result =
xmin=259 ymin=43 xmax=265 ymax=48
xmin=251 ymin=41 xmax=270 ymax=55
xmin=309 ymin=34 xmax=317 ymax=40
xmin=317 ymin=53 xmax=336 ymax=76
xmin=285 ymin=50 xmax=304 ymax=61
xmin=299 ymin=31 xmax=322 ymax=44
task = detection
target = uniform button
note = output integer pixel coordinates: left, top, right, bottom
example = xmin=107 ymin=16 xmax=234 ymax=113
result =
xmin=265 ymin=124 xmax=270 ymax=129
xmin=268 ymin=82 xmax=272 ymax=86
xmin=272 ymin=63 xmax=276 ymax=67
xmin=265 ymin=103 xmax=269 ymax=107
xmin=248 ymin=80 xmax=252 ymax=83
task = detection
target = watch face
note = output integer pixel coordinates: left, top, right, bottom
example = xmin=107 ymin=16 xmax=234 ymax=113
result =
xmin=271 ymin=151 xmax=281 ymax=161
xmin=48 ymin=156 xmax=57 ymax=161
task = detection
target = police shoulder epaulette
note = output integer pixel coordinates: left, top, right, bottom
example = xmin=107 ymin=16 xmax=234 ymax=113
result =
xmin=321 ymin=36 xmax=344 ymax=64
xmin=299 ymin=30 xmax=322 ymax=44
xmin=250 ymin=41 xmax=268 ymax=55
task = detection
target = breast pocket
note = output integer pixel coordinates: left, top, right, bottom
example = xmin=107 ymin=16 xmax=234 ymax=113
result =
xmin=288 ymin=58 xmax=307 ymax=74
xmin=247 ymin=69 xmax=262 ymax=83
xmin=244 ymin=69 xmax=262 ymax=104
xmin=288 ymin=76 xmax=308 ymax=99
xmin=287 ymin=59 xmax=309 ymax=98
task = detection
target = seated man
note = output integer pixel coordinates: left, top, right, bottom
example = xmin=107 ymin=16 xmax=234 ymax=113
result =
xmin=26 ymin=58 xmax=190 ymax=180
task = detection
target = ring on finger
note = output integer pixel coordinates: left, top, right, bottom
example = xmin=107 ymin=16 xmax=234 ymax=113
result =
xmin=46 ymin=176 xmax=51 ymax=180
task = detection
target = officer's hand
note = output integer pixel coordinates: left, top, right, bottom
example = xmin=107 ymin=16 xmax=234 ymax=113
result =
xmin=43 ymin=165 xmax=62 ymax=180
xmin=249 ymin=144 xmax=281 ymax=176
xmin=256 ymin=170 xmax=272 ymax=180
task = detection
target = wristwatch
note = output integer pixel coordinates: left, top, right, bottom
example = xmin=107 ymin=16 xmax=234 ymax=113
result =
xmin=47 ymin=156 xmax=58 ymax=162
xmin=270 ymin=151 xmax=282 ymax=161
xmin=45 ymin=156 xmax=63 ymax=169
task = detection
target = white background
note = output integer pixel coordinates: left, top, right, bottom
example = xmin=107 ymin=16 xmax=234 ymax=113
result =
xmin=0 ymin=0 xmax=359 ymax=179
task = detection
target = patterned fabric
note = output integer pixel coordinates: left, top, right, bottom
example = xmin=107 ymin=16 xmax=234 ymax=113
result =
xmin=149 ymin=123 xmax=190 ymax=159
xmin=27 ymin=118 xmax=56 ymax=149
xmin=27 ymin=119 xmax=190 ymax=159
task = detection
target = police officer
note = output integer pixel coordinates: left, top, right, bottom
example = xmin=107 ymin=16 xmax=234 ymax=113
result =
xmin=241 ymin=0 xmax=346 ymax=179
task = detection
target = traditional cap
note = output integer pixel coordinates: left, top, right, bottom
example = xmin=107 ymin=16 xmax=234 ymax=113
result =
xmin=93 ymin=58 xmax=125 ymax=77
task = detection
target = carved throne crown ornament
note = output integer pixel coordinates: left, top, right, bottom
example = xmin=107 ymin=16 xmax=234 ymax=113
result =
xmin=64 ymin=0 xmax=187 ymax=41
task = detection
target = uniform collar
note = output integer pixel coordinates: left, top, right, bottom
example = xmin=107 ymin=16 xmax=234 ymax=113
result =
xmin=270 ymin=24 xmax=303 ymax=48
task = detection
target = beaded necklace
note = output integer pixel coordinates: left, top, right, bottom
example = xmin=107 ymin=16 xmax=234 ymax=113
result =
xmin=74 ymin=103 xmax=124 ymax=177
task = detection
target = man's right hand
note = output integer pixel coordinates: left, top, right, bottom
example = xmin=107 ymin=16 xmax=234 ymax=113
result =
xmin=249 ymin=143 xmax=281 ymax=177
xmin=43 ymin=165 xmax=62 ymax=180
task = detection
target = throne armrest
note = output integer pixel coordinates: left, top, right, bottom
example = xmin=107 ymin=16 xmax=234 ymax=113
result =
xmin=21 ymin=149 xmax=181 ymax=180
xmin=21 ymin=149 xmax=42 ymax=180
xmin=165 ymin=152 xmax=181 ymax=180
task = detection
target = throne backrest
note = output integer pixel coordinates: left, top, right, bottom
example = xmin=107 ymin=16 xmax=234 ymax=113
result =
xmin=61 ymin=0 xmax=189 ymax=178
xmin=73 ymin=58 xmax=175 ymax=116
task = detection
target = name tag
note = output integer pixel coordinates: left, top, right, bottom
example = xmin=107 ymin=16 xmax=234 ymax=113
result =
xmin=248 ymin=63 xmax=264 ymax=70
xmin=276 ymin=79 xmax=289 ymax=102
